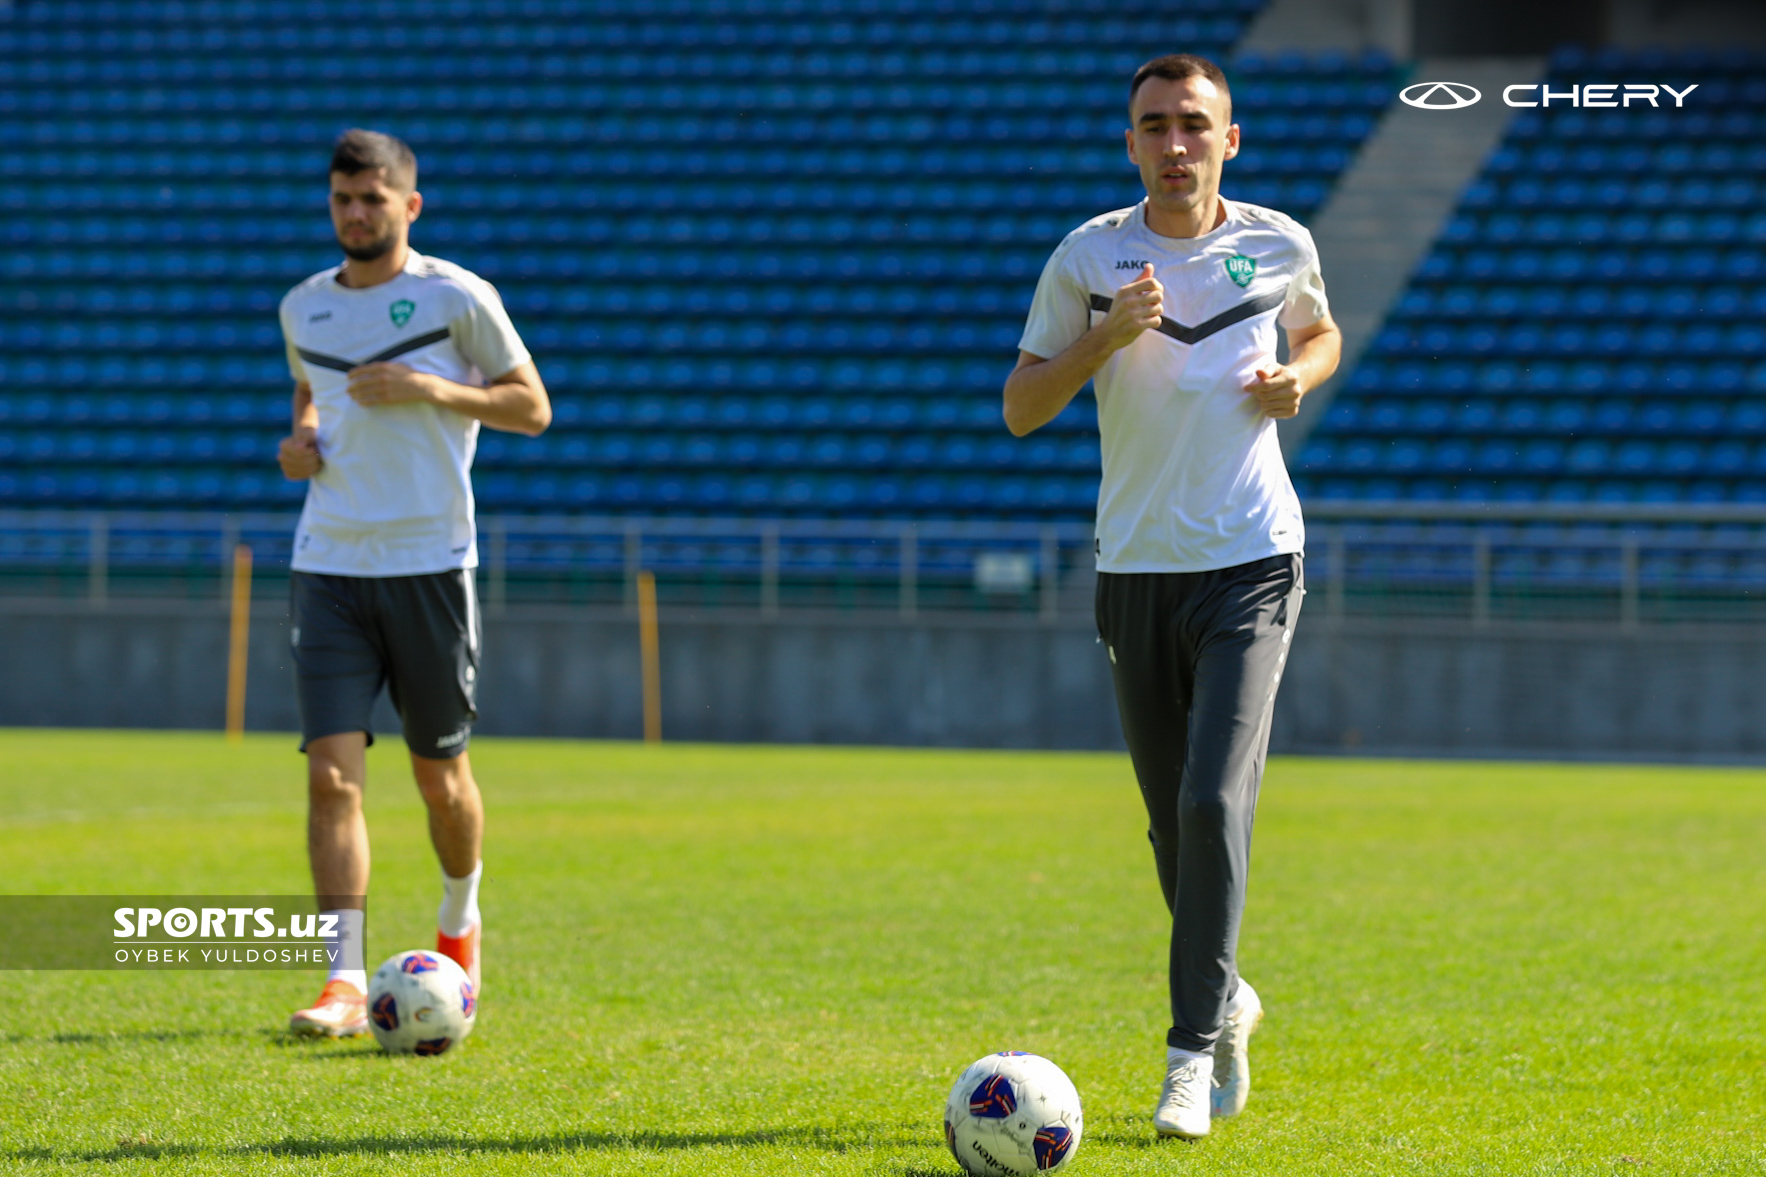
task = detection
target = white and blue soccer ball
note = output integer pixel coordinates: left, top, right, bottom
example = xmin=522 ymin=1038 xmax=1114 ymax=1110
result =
xmin=366 ymin=950 xmax=476 ymax=1056
xmin=944 ymin=1052 xmax=1083 ymax=1175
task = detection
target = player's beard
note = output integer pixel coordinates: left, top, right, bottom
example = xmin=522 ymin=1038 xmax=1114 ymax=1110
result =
xmin=339 ymin=227 xmax=398 ymax=261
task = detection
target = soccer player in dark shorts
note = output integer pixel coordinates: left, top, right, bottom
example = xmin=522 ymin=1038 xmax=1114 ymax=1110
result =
xmin=1004 ymin=55 xmax=1342 ymax=1138
xmin=275 ymin=130 xmax=551 ymax=1035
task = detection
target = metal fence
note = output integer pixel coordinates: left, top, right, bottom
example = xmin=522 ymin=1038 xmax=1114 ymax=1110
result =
xmin=1306 ymin=501 xmax=1766 ymax=626
xmin=4 ymin=503 xmax=1766 ymax=625
xmin=0 ymin=510 xmax=1093 ymax=618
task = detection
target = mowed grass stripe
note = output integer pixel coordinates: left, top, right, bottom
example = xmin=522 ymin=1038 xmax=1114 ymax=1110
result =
xmin=0 ymin=731 xmax=1761 ymax=1175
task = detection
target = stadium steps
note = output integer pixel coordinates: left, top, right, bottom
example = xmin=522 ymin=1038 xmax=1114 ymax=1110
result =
xmin=1281 ymin=56 xmax=1544 ymax=457
xmin=1293 ymin=46 xmax=1766 ymax=506
xmin=1237 ymin=0 xmax=1407 ymax=59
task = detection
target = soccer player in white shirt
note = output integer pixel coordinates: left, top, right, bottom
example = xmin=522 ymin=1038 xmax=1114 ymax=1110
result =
xmin=278 ymin=130 xmax=550 ymax=1036
xmin=1006 ymin=56 xmax=1342 ymax=1138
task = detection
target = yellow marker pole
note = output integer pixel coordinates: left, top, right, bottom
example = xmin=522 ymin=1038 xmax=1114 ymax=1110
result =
xmin=225 ymin=544 xmax=253 ymax=743
xmin=637 ymin=569 xmax=661 ymax=744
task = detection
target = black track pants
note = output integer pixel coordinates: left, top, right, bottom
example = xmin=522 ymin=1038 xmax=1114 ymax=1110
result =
xmin=1095 ymin=554 xmax=1302 ymax=1053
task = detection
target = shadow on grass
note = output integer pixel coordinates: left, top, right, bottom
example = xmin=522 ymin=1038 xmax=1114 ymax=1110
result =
xmin=6 ymin=1027 xmax=376 ymax=1049
xmin=242 ymin=1129 xmax=825 ymax=1156
xmin=37 ymin=1029 xmax=220 ymax=1046
xmin=264 ymin=1038 xmax=507 ymax=1063
xmin=257 ymin=1027 xmax=383 ymax=1053
xmin=6 ymin=1127 xmax=927 ymax=1165
xmin=894 ymin=1130 xmax=1169 ymax=1174
xmin=1083 ymin=1128 xmax=1178 ymax=1149
xmin=7 ymin=1142 xmax=205 ymax=1163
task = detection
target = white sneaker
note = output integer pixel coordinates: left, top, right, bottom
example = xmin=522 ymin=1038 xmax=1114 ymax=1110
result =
xmin=1211 ymin=979 xmax=1264 ymax=1119
xmin=1153 ymin=1050 xmax=1213 ymax=1139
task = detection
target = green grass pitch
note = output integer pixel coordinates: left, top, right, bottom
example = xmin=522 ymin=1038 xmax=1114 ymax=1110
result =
xmin=1 ymin=729 xmax=1763 ymax=1175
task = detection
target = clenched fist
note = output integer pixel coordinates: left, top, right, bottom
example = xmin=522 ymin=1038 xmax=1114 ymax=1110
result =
xmin=278 ymin=426 xmax=321 ymax=480
xmin=347 ymin=361 xmax=436 ymax=407
xmin=1242 ymin=361 xmax=1307 ymax=419
xmin=1101 ymin=263 xmax=1164 ymax=350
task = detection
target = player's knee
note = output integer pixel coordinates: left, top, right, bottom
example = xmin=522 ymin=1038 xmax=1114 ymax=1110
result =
xmin=1177 ymin=789 xmax=1232 ymax=829
xmin=412 ymin=757 xmax=474 ymax=808
xmin=306 ymin=757 xmax=361 ymax=808
xmin=413 ymin=774 xmax=456 ymax=808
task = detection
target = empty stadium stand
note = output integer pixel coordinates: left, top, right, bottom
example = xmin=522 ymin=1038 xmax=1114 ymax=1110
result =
xmin=1294 ymin=46 xmax=1766 ymax=506
xmin=0 ymin=1 xmax=1400 ymax=525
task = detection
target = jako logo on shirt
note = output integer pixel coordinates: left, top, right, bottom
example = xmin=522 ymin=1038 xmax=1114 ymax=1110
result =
xmin=389 ymin=299 xmax=416 ymax=327
xmin=1115 ymin=259 xmax=1151 ymax=270
xmin=1223 ymin=255 xmax=1257 ymax=287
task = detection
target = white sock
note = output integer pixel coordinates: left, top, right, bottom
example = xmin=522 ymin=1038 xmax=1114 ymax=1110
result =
xmin=323 ymin=908 xmax=367 ymax=992
xmin=437 ymin=862 xmax=482 ymax=937
xmin=1168 ymin=1045 xmax=1212 ymax=1070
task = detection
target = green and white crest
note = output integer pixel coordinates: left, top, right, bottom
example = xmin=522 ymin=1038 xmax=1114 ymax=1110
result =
xmin=389 ymin=299 xmax=416 ymax=327
xmin=1223 ymin=254 xmax=1257 ymax=288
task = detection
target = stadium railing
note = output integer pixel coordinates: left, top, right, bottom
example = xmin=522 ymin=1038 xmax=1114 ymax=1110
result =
xmin=3 ymin=504 xmax=1766 ymax=625
xmin=1306 ymin=501 xmax=1766 ymax=626
xmin=0 ymin=510 xmax=1092 ymax=618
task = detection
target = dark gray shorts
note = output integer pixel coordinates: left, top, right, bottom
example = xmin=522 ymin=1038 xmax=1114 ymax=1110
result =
xmin=289 ymin=569 xmax=480 ymax=759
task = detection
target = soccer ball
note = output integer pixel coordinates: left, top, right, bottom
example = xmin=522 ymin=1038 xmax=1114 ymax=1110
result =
xmin=365 ymin=950 xmax=476 ymax=1056
xmin=944 ymin=1052 xmax=1083 ymax=1175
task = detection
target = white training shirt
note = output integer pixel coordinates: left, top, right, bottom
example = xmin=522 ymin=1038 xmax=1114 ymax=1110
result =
xmin=1019 ymin=199 xmax=1329 ymax=574
xmin=279 ymin=251 xmax=531 ymax=577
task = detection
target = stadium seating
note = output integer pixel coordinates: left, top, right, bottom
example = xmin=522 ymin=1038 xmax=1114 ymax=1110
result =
xmin=0 ymin=1 xmax=1400 ymax=521
xmin=1294 ymin=47 xmax=1766 ymax=505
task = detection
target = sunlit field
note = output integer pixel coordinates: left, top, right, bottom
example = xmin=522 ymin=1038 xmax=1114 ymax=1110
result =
xmin=2 ymin=731 xmax=1762 ymax=1174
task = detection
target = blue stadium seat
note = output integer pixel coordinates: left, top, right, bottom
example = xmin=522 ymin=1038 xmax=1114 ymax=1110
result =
xmin=1616 ymin=441 xmax=1658 ymax=474
xmin=0 ymin=12 xmax=1395 ymax=519
xmin=1311 ymin=48 xmax=1766 ymax=507
xmin=1453 ymin=402 xmax=1498 ymax=432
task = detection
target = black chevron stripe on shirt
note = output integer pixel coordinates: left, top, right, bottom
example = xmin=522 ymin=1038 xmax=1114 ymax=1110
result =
xmin=296 ymin=326 xmax=454 ymax=374
xmin=1087 ymin=287 xmax=1289 ymax=345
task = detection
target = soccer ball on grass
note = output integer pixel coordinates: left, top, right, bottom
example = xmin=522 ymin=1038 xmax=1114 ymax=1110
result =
xmin=366 ymin=950 xmax=476 ymax=1055
xmin=944 ymin=1052 xmax=1083 ymax=1175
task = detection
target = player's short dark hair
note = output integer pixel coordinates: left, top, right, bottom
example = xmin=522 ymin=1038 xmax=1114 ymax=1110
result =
xmin=1129 ymin=54 xmax=1232 ymax=119
xmin=329 ymin=128 xmax=418 ymax=191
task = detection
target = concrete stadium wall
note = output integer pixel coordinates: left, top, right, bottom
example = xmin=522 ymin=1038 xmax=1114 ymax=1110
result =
xmin=0 ymin=598 xmax=1123 ymax=751
xmin=1277 ymin=616 xmax=1766 ymax=761
xmin=3 ymin=599 xmax=1765 ymax=762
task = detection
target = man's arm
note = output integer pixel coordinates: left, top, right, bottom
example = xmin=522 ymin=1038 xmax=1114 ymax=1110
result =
xmin=277 ymin=381 xmax=322 ymax=480
xmin=1241 ymin=314 xmax=1342 ymax=419
xmin=343 ymin=361 xmax=552 ymax=436
xmin=1003 ymin=264 xmax=1165 ymax=437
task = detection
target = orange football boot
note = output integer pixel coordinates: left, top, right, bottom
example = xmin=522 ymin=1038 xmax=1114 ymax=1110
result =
xmin=289 ymin=978 xmax=368 ymax=1037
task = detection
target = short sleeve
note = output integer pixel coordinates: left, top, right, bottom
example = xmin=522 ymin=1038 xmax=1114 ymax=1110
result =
xmin=279 ymin=300 xmax=308 ymax=383
xmin=1017 ymin=240 xmax=1092 ymax=360
xmin=449 ymin=278 xmax=533 ymax=382
xmin=1279 ymin=249 xmax=1329 ymax=329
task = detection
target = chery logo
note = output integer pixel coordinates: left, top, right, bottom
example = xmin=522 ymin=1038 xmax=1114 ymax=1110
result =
xmin=1502 ymin=82 xmax=1697 ymax=107
xmin=1400 ymin=81 xmax=1481 ymax=109
xmin=1401 ymin=80 xmax=1700 ymax=110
